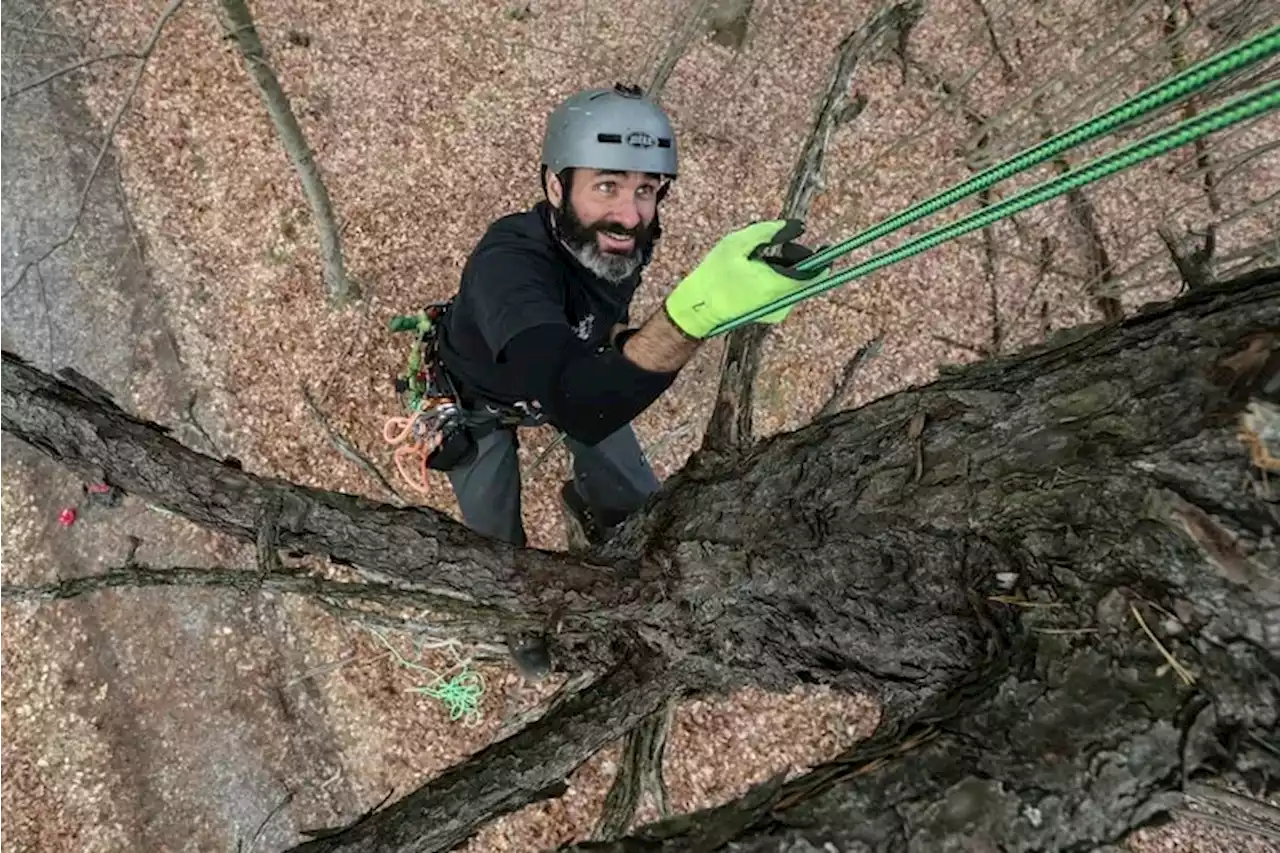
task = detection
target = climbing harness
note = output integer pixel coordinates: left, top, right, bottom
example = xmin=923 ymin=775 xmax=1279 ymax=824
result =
xmin=707 ymin=24 xmax=1280 ymax=337
xmin=383 ymin=300 xmax=550 ymax=493
xmin=382 ymin=301 xmax=476 ymax=493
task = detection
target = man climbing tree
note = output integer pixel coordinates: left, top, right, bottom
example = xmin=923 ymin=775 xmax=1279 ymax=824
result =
xmin=4 ymin=12 xmax=1279 ymax=852
xmin=431 ymin=82 xmax=829 ymax=549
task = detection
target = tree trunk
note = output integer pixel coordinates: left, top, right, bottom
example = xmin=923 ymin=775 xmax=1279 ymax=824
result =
xmin=218 ymin=0 xmax=358 ymax=307
xmin=3 ymin=269 xmax=1277 ymax=851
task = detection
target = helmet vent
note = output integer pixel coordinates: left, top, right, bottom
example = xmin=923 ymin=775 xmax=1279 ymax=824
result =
xmin=595 ymin=132 xmax=673 ymax=149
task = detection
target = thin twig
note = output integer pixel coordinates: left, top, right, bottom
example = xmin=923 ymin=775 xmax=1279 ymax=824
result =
xmin=970 ymin=0 xmax=1015 ymax=81
xmin=300 ymin=383 xmax=406 ymax=506
xmin=816 ymin=335 xmax=883 ymax=419
xmin=932 ymin=334 xmax=989 ymax=358
xmin=182 ymin=391 xmax=222 ymax=455
xmin=244 ymin=790 xmax=294 ymax=853
xmin=1031 ymin=89 xmax=1123 ymax=325
xmin=1130 ymin=603 xmax=1196 ymax=685
xmin=283 ymin=650 xmax=387 ymax=688
xmin=1 ymin=51 xmax=142 ymax=101
xmin=1163 ymin=0 xmax=1222 ymax=215
xmin=529 ymin=430 xmax=569 ymax=476
xmin=643 ymin=420 xmax=696 ymax=463
xmin=4 ymin=0 xmax=187 ymax=299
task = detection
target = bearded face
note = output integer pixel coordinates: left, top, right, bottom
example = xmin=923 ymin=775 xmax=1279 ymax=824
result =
xmin=550 ymin=169 xmax=664 ymax=283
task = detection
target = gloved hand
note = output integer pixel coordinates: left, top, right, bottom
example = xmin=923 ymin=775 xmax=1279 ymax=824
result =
xmin=665 ymin=219 xmax=831 ymax=339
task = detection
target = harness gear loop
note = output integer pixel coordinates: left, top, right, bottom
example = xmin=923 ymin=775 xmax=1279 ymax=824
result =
xmin=383 ymin=301 xmax=474 ymax=493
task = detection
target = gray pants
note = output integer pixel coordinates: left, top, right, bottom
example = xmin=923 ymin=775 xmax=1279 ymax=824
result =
xmin=446 ymin=422 xmax=661 ymax=547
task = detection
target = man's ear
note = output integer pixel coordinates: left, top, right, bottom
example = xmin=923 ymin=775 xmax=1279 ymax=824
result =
xmin=546 ymin=170 xmax=565 ymax=207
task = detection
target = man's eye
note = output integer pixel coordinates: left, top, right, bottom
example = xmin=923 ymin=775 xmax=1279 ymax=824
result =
xmin=596 ymin=182 xmax=616 ymax=193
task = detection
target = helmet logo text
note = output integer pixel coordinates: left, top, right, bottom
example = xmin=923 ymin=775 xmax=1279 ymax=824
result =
xmin=625 ymin=131 xmax=657 ymax=148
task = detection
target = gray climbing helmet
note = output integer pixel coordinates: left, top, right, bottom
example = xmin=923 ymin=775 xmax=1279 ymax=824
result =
xmin=540 ymin=84 xmax=678 ymax=178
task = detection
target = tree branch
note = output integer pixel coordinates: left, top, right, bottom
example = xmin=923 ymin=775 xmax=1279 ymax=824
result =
xmin=910 ymin=58 xmax=1006 ymax=355
xmin=970 ymin=0 xmax=1015 ymax=82
xmin=814 ymin=334 xmax=882 ymax=419
xmin=0 ymin=563 xmax=541 ymax=642
xmin=576 ymin=630 xmax=1278 ymax=852
xmin=3 ymin=0 xmax=186 ymax=300
xmin=285 ymin=655 xmax=680 ymax=853
xmin=1158 ymin=221 xmax=1217 ymax=292
xmin=300 ymin=383 xmax=407 ymax=506
xmin=217 ymin=0 xmax=357 ymax=307
xmin=1164 ymin=0 xmax=1222 ymax=216
xmin=0 ymin=350 xmax=654 ymax=666
xmin=645 ymin=0 xmax=712 ymax=97
xmin=0 ymin=50 xmax=142 ymax=101
xmin=1031 ymin=96 xmax=1124 ymax=323
xmin=700 ymin=1 xmax=917 ymax=452
xmin=594 ymin=694 xmax=679 ymax=839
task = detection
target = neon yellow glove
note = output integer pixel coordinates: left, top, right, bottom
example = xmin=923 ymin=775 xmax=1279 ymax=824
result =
xmin=664 ymin=219 xmax=832 ymax=339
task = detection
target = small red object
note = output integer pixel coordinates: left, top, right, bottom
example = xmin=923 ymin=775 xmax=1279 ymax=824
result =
xmin=87 ymin=483 xmax=112 ymax=494
xmin=58 ymin=507 xmax=77 ymax=527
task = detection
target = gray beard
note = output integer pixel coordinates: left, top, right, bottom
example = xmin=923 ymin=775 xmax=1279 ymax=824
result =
xmin=565 ymin=240 xmax=641 ymax=283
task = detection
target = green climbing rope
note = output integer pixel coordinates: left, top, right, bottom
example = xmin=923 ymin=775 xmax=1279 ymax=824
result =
xmin=368 ymin=628 xmax=486 ymax=725
xmin=412 ymin=670 xmax=486 ymax=725
xmin=709 ymin=76 xmax=1280 ymax=336
xmin=794 ymin=23 xmax=1280 ymax=274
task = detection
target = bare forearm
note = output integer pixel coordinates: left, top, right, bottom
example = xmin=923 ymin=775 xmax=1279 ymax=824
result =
xmin=622 ymin=306 xmax=702 ymax=373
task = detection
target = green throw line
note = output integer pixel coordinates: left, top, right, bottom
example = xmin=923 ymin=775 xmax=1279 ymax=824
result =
xmin=369 ymin=628 xmax=486 ymax=725
xmin=707 ymin=25 xmax=1280 ymax=337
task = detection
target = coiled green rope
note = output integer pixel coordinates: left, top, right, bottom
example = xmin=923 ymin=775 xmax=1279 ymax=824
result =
xmin=369 ymin=628 xmax=486 ymax=726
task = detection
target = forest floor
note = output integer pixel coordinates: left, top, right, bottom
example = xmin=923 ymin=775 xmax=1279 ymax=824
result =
xmin=2 ymin=0 xmax=1277 ymax=849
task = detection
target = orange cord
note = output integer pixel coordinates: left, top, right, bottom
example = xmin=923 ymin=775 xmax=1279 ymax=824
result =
xmin=383 ymin=408 xmax=445 ymax=495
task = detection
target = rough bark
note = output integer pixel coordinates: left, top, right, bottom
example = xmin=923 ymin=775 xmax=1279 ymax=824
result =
xmin=594 ymin=696 xmax=679 ymax=839
xmin=217 ymin=0 xmax=357 ymax=307
xmin=3 ymin=270 xmax=1279 ymax=850
xmin=0 ymin=353 xmax=653 ymax=672
xmin=570 ymin=268 xmax=1280 ymax=850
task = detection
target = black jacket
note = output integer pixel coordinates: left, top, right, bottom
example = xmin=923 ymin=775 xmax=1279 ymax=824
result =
xmin=438 ymin=202 xmax=678 ymax=445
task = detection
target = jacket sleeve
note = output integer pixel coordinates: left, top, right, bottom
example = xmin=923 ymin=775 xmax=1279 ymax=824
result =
xmin=497 ymin=323 xmax=680 ymax=446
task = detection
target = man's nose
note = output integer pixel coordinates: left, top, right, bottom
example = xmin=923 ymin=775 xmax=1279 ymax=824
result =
xmin=610 ymin=198 xmax=641 ymax=229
